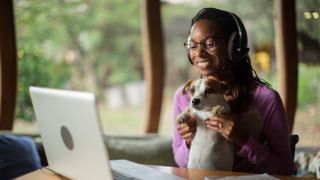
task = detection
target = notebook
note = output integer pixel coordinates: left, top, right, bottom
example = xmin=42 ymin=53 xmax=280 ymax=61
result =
xmin=29 ymin=86 xmax=185 ymax=180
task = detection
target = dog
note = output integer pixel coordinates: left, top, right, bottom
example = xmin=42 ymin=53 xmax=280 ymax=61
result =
xmin=176 ymin=77 xmax=234 ymax=170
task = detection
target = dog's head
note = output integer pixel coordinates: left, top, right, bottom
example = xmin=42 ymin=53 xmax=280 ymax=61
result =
xmin=183 ymin=77 xmax=228 ymax=112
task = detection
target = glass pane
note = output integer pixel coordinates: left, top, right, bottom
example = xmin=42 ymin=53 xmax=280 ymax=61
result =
xmin=13 ymin=0 xmax=144 ymax=135
xmin=293 ymin=1 xmax=320 ymax=147
xmin=160 ymin=0 xmax=320 ymax=148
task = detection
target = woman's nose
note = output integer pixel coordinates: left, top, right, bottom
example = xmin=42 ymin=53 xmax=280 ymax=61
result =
xmin=193 ymin=46 xmax=207 ymax=57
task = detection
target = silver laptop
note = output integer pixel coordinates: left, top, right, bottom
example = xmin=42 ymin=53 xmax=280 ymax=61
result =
xmin=29 ymin=86 xmax=185 ymax=180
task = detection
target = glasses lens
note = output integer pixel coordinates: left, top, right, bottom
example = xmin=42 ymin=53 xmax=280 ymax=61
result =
xmin=204 ymin=38 xmax=215 ymax=49
xmin=183 ymin=42 xmax=189 ymax=49
xmin=184 ymin=36 xmax=222 ymax=51
xmin=189 ymin=41 xmax=196 ymax=49
xmin=184 ymin=41 xmax=195 ymax=50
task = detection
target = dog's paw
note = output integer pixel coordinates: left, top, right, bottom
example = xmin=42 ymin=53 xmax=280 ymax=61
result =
xmin=211 ymin=105 xmax=228 ymax=115
xmin=176 ymin=112 xmax=189 ymax=125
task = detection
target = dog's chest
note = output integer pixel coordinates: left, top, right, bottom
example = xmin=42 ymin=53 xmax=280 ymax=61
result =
xmin=188 ymin=114 xmax=233 ymax=170
xmin=192 ymin=110 xmax=212 ymax=121
xmin=190 ymin=107 xmax=225 ymax=148
xmin=193 ymin=120 xmax=220 ymax=146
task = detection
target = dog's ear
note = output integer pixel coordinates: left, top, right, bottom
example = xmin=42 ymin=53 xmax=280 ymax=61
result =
xmin=218 ymin=81 xmax=230 ymax=94
xmin=206 ymin=77 xmax=229 ymax=94
xmin=182 ymin=80 xmax=194 ymax=95
xmin=205 ymin=78 xmax=220 ymax=94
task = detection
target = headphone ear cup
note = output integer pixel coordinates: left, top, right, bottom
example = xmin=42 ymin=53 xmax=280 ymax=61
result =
xmin=228 ymin=31 xmax=238 ymax=62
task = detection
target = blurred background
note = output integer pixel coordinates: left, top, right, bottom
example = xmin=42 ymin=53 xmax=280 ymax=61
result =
xmin=13 ymin=0 xmax=319 ymax=147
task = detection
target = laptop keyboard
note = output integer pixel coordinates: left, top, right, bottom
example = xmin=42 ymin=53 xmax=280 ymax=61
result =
xmin=112 ymin=169 xmax=140 ymax=180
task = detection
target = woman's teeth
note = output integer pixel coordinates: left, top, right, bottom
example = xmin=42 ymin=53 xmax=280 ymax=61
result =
xmin=197 ymin=61 xmax=210 ymax=68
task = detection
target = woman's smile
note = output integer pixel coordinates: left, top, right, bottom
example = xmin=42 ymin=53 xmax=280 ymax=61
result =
xmin=196 ymin=59 xmax=212 ymax=69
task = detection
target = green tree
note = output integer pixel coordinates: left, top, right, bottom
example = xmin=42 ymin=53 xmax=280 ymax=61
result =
xmin=15 ymin=0 xmax=143 ymax=96
xmin=16 ymin=47 xmax=69 ymax=121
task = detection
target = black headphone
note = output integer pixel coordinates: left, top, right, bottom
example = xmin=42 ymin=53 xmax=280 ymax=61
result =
xmin=187 ymin=10 xmax=249 ymax=64
xmin=227 ymin=12 xmax=249 ymax=62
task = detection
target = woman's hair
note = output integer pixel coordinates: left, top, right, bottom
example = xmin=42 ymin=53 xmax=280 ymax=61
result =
xmin=191 ymin=8 xmax=237 ymax=38
xmin=190 ymin=8 xmax=270 ymax=112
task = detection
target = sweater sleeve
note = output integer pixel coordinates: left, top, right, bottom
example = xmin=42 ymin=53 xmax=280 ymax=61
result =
xmin=237 ymin=88 xmax=293 ymax=175
xmin=171 ymin=86 xmax=190 ymax=167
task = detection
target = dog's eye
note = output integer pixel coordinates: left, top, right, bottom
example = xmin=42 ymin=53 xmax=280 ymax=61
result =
xmin=188 ymin=87 xmax=195 ymax=95
xmin=205 ymin=88 xmax=213 ymax=94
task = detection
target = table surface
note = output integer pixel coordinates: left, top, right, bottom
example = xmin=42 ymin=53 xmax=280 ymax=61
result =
xmin=16 ymin=165 xmax=314 ymax=180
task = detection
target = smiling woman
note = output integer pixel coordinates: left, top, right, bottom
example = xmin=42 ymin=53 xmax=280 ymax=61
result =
xmin=172 ymin=7 xmax=293 ymax=175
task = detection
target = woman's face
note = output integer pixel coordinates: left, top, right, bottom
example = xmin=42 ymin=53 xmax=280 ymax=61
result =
xmin=188 ymin=19 xmax=230 ymax=77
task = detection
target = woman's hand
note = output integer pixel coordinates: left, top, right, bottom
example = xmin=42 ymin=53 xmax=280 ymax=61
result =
xmin=205 ymin=111 xmax=249 ymax=146
xmin=177 ymin=109 xmax=197 ymax=147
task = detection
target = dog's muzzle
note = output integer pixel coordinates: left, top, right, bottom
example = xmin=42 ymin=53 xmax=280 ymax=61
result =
xmin=191 ymin=98 xmax=203 ymax=110
xmin=191 ymin=98 xmax=200 ymax=106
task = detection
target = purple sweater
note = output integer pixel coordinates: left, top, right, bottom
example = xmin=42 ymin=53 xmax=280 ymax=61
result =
xmin=171 ymin=83 xmax=293 ymax=175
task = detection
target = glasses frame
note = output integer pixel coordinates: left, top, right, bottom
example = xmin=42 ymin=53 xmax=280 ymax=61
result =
xmin=183 ymin=35 xmax=226 ymax=52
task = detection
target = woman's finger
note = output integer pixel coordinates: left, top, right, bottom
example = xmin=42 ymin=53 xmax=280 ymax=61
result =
xmin=206 ymin=119 xmax=222 ymax=128
xmin=182 ymin=131 xmax=193 ymax=140
xmin=206 ymin=120 xmax=233 ymax=140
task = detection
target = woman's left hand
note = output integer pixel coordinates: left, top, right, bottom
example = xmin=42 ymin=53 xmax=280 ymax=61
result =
xmin=205 ymin=111 xmax=249 ymax=146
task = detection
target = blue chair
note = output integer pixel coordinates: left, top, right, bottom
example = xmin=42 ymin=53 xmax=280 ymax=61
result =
xmin=0 ymin=135 xmax=41 ymax=179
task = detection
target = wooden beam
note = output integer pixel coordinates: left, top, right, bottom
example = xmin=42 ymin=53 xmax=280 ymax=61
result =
xmin=141 ymin=0 xmax=165 ymax=133
xmin=0 ymin=0 xmax=18 ymax=130
xmin=275 ymin=0 xmax=298 ymax=133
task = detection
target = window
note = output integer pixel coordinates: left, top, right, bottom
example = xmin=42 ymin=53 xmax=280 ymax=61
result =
xmin=159 ymin=0 xmax=320 ymax=148
xmin=14 ymin=0 xmax=144 ymax=135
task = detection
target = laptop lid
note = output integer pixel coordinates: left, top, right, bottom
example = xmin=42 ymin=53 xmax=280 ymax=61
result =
xmin=30 ymin=86 xmax=113 ymax=180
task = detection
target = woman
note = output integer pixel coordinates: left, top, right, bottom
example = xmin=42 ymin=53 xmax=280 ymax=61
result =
xmin=172 ymin=7 xmax=293 ymax=175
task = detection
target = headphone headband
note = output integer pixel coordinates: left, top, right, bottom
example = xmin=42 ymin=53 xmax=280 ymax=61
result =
xmin=227 ymin=12 xmax=249 ymax=62
xmin=229 ymin=12 xmax=243 ymax=54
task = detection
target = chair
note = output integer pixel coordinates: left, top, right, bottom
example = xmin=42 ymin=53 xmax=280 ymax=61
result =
xmin=0 ymin=134 xmax=41 ymax=179
xmin=290 ymin=134 xmax=299 ymax=160
xmin=290 ymin=134 xmax=299 ymax=175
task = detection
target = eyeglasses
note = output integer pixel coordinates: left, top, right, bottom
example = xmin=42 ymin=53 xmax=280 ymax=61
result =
xmin=183 ymin=35 xmax=225 ymax=53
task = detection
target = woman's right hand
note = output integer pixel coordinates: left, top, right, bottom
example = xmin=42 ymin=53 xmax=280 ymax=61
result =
xmin=177 ymin=114 xmax=196 ymax=147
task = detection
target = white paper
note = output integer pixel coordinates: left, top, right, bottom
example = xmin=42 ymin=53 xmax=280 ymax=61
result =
xmin=204 ymin=173 xmax=280 ymax=180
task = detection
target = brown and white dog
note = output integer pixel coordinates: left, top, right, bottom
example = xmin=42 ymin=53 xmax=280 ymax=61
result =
xmin=176 ymin=77 xmax=234 ymax=170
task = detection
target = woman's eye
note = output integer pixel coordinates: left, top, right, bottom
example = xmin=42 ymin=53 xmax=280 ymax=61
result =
xmin=205 ymin=40 xmax=215 ymax=48
xmin=189 ymin=42 xmax=196 ymax=49
xmin=205 ymin=38 xmax=216 ymax=48
xmin=205 ymin=43 xmax=214 ymax=48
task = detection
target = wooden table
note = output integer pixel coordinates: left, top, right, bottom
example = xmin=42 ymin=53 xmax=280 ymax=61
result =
xmin=16 ymin=165 xmax=313 ymax=180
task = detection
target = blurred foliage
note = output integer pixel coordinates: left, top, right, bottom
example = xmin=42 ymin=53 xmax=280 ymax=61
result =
xmin=16 ymin=47 xmax=69 ymax=121
xmin=297 ymin=64 xmax=320 ymax=108
xmin=296 ymin=0 xmax=320 ymax=41
xmin=15 ymin=0 xmax=143 ymax=121
xmin=15 ymin=0 xmax=142 ymax=94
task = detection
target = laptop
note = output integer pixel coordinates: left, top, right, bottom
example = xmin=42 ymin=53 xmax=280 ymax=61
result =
xmin=29 ymin=86 xmax=185 ymax=180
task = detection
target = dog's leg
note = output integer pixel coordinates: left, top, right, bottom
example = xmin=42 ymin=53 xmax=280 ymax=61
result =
xmin=176 ymin=109 xmax=192 ymax=126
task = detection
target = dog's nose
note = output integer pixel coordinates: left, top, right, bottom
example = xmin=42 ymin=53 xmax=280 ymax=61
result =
xmin=191 ymin=98 xmax=200 ymax=105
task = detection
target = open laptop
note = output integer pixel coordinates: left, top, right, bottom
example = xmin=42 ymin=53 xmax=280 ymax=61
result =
xmin=29 ymin=86 xmax=185 ymax=180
